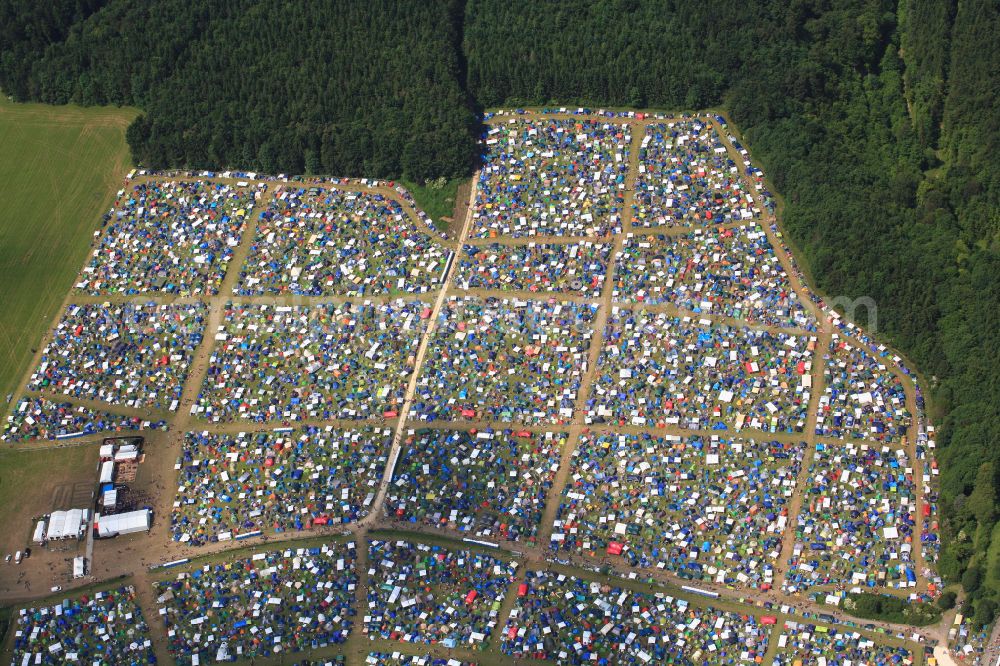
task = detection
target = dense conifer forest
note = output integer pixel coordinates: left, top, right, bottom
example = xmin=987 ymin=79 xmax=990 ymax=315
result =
xmin=0 ymin=0 xmax=477 ymax=178
xmin=2 ymin=0 xmax=998 ymax=625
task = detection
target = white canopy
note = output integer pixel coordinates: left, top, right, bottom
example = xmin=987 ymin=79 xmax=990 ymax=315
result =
xmin=97 ymin=509 xmax=150 ymax=537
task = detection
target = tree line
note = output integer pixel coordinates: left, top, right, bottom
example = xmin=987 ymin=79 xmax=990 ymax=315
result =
xmin=1 ymin=0 xmax=999 ymax=627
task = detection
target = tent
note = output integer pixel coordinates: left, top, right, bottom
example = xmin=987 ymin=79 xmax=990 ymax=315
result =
xmin=99 ymin=460 xmax=115 ymax=484
xmin=114 ymin=445 xmax=139 ymax=462
xmin=64 ymin=509 xmax=85 ymax=539
xmin=97 ymin=509 xmax=151 ymax=538
xmin=32 ymin=519 xmax=47 ymax=544
xmin=46 ymin=511 xmax=67 ymax=540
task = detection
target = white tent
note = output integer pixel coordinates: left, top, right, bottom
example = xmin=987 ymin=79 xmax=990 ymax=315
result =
xmin=99 ymin=460 xmax=115 ymax=484
xmin=46 ymin=511 xmax=67 ymax=540
xmin=73 ymin=556 xmax=86 ymax=578
xmin=63 ymin=509 xmax=84 ymax=540
xmin=32 ymin=519 xmax=47 ymax=544
xmin=114 ymin=445 xmax=139 ymax=462
xmin=97 ymin=509 xmax=150 ymax=538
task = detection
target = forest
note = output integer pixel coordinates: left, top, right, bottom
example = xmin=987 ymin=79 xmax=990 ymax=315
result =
xmin=1 ymin=0 xmax=999 ymax=626
xmin=0 ymin=0 xmax=476 ymax=179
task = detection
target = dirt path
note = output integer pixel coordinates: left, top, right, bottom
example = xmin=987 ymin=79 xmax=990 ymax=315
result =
xmin=537 ymin=118 xmax=644 ymax=546
xmin=131 ymin=574 xmax=176 ymax=665
xmin=771 ymin=326 xmax=831 ymax=592
xmin=359 ymin=170 xmax=479 ymax=530
xmin=341 ymin=531 xmax=371 ymax=662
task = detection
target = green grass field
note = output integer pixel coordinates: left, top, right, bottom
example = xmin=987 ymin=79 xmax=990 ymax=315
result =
xmin=0 ymin=443 xmax=99 ymax=555
xmin=401 ymin=177 xmax=467 ymax=231
xmin=0 ymin=96 xmax=138 ymax=406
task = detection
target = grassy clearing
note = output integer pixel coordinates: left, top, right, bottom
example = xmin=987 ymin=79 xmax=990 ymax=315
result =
xmin=0 ymin=96 xmax=137 ymax=405
xmin=0 ymin=443 xmax=99 ymax=555
xmin=401 ymin=177 xmax=467 ymax=230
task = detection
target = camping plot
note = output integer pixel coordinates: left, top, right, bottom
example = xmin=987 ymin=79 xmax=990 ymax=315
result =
xmin=385 ymin=428 xmax=566 ymax=542
xmin=472 ymin=118 xmax=630 ymax=239
xmin=771 ymin=620 xmax=914 ymax=665
xmin=236 ymin=187 xmax=448 ymax=297
xmin=613 ymin=224 xmax=815 ymax=330
xmin=454 ymin=241 xmax=611 ymax=298
xmin=10 ymin=585 xmax=155 ymax=666
xmin=501 ymin=569 xmax=770 ymax=664
xmin=27 ymin=302 xmax=206 ymax=411
xmin=633 ymin=120 xmax=757 ymax=229
xmin=194 ymin=300 xmax=428 ymax=423
xmin=77 ymin=180 xmax=262 ymax=295
xmin=784 ymin=441 xmax=917 ymax=594
xmin=3 ymin=395 xmax=166 ymax=443
xmin=364 ymin=539 xmax=518 ymax=647
xmin=154 ymin=542 xmax=357 ymax=665
xmin=412 ymin=296 xmax=597 ymax=425
xmin=172 ymin=426 xmax=392 ymax=545
xmin=586 ymin=310 xmax=813 ymax=432
xmin=817 ymin=335 xmax=912 ymax=445
xmin=551 ymin=432 xmax=804 ymax=589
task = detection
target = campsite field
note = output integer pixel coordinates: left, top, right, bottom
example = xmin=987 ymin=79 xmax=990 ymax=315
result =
xmin=0 ymin=96 xmax=137 ymax=404
xmin=0 ymin=105 xmax=943 ymax=665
